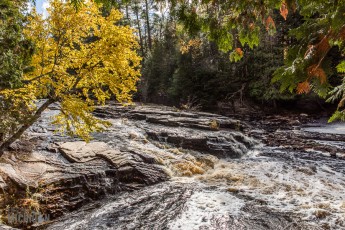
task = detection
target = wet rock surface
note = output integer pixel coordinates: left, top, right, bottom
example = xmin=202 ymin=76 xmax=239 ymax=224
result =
xmin=44 ymin=182 xmax=321 ymax=230
xmin=0 ymin=224 xmax=19 ymax=229
xmin=57 ymin=141 xmax=167 ymax=185
xmin=94 ymin=105 xmax=245 ymax=131
xmin=1 ymin=104 xmax=345 ymax=229
xmin=0 ymin=103 xmax=254 ymax=228
xmin=244 ymin=114 xmax=345 ymax=158
xmin=44 ymin=183 xmax=191 ymax=230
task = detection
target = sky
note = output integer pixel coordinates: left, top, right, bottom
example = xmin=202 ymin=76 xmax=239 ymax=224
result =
xmin=35 ymin=0 xmax=49 ymax=18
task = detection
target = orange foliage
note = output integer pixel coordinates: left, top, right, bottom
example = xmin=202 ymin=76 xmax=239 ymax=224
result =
xmin=280 ymin=2 xmax=289 ymax=20
xmin=265 ymin=16 xmax=276 ymax=31
xmin=235 ymin=48 xmax=243 ymax=57
xmin=307 ymin=64 xmax=327 ymax=84
xmin=316 ymin=36 xmax=331 ymax=54
xmin=297 ymin=81 xmax=311 ymax=94
xmin=303 ymin=36 xmax=330 ymax=87
xmin=339 ymin=27 xmax=345 ymax=40
xmin=304 ymin=36 xmax=330 ymax=60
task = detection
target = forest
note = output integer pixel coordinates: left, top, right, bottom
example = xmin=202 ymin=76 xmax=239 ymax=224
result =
xmin=0 ymin=0 xmax=345 ymax=229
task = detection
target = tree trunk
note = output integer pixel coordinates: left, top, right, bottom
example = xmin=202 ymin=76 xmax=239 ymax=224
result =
xmin=125 ymin=3 xmax=131 ymax=26
xmin=159 ymin=5 xmax=165 ymax=41
xmin=0 ymin=98 xmax=55 ymax=156
xmin=134 ymin=5 xmax=145 ymax=55
xmin=144 ymin=0 xmax=152 ymax=50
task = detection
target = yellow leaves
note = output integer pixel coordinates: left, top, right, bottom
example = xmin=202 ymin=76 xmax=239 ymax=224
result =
xmin=52 ymin=95 xmax=110 ymax=142
xmin=3 ymin=0 xmax=141 ymax=141
xmin=107 ymin=8 xmax=123 ymax=22
xmin=179 ymin=39 xmax=203 ymax=54
xmin=280 ymin=2 xmax=289 ymax=20
xmin=0 ymin=84 xmax=37 ymax=108
xmin=180 ymin=43 xmax=189 ymax=54
xmin=92 ymin=88 xmax=110 ymax=105
xmin=0 ymin=85 xmax=37 ymax=138
xmin=36 ymin=1 xmax=140 ymax=95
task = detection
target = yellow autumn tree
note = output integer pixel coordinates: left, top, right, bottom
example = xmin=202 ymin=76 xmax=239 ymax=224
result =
xmin=0 ymin=0 xmax=141 ymax=154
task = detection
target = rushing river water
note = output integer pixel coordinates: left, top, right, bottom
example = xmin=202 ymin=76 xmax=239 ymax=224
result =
xmin=32 ymin=105 xmax=344 ymax=230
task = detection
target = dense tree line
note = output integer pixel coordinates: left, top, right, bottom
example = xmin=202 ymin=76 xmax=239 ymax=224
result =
xmin=85 ymin=0 xmax=343 ymax=114
xmin=106 ymin=1 xmax=315 ymax=111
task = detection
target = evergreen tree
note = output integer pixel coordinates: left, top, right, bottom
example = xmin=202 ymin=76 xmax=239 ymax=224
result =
xmin=0 ymin=0 xmax=32 ymax=89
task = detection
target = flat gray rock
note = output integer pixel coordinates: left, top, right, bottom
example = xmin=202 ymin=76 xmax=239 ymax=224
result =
xmin=58 ymin=141 xmax=108 ymax=163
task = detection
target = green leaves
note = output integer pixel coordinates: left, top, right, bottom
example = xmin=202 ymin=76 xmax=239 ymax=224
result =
xmin=337 ymin=61 xmax=345 ymax=73
xmin=209 ymin=27 xmax=233 ymax=53
xmin=176 ymin=4 xmax=202 ymax=37
xmin=328 ymin=110 xmax=345 ymax=123
xmin=239 ymin=27 xmax=260 ymax=49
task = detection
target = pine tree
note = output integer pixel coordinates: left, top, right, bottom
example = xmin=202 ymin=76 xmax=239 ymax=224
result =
xmin=0 ymin=0 xmax=32 ymax=89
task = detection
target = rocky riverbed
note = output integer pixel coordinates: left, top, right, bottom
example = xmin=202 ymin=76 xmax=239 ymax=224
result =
xmin=0 ymin=103 xmax=345 ymax=229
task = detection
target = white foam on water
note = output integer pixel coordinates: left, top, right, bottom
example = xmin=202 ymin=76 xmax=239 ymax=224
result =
xmin=168 ymin=190 xmax=244 ymax=230
xmin=195 ymin=150 xmax=345 ymax=229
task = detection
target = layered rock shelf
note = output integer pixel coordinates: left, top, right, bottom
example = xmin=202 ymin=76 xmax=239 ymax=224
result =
xmin=0 ymin=103 xmax=255 ymax=228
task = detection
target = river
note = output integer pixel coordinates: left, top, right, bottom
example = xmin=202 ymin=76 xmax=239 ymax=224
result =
xmin=1 ymin=104 xmax=345 ymax=229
